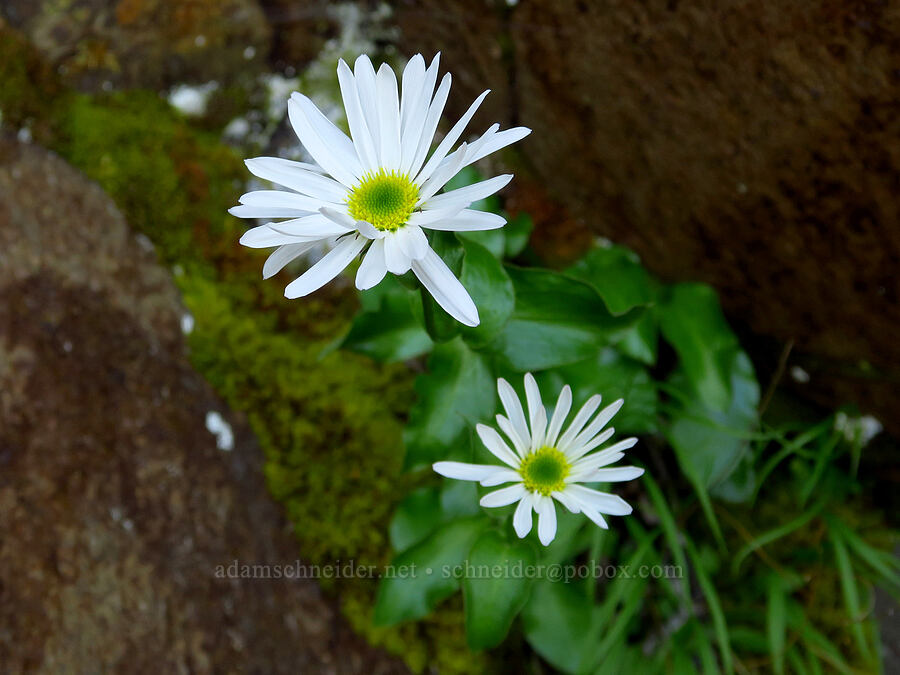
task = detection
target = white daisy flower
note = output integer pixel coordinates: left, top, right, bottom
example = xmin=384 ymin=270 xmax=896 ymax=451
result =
xmin=433 ymin=374 xmax=644 ymax=546
xmin=230 ymin=53 xmax=531 ymax=327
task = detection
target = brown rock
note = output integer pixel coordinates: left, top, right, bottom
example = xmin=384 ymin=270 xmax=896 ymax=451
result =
xmin=395 ymin=0 xmax=900 ymax=428
xmin=0 ymin=135 xmax=407 ymax=674
xmin=0 ymin=0 xmax=271 ymax=91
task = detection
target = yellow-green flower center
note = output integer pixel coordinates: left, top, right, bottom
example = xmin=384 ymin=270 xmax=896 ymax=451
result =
xmin=520 ymin=446 xmax=570 ymax=496
xmin=347 ymin=169 xmax=418 ymax=232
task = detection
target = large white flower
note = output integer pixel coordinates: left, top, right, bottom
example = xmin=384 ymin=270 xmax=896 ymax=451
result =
xmin=433 ymin=374 xmax=644 ymax=546
xmin=230 ymin=54 xmax=531 ymax=326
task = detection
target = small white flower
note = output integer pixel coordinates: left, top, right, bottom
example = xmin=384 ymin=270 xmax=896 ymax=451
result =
xmin=230 ymin=53 xmax=531 ymax=327
xmin=433 ymin=374 xmax=644 ymax=546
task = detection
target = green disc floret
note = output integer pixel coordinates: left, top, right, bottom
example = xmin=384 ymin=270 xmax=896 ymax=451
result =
xmin=347 ymin=169 xmax=419 ymax=232
xmin=520 ymin=446 xmax=570 ymax=496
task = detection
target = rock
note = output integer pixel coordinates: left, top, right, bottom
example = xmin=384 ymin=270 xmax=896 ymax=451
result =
xmin=394 ymin=0 xmax=900 ymax=430
xmin=0 ymin=0 xmax=271 ymax=91
xmin=0 ymin=135 xmax=407 ymax=674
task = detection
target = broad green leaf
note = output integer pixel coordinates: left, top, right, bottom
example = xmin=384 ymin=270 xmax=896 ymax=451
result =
xmin=420 ymin=231 xmax=466 ymax=340
xmin=373 ymin=516 xmax=488 ymax=626
xmin=540 ymin=348 xmax=658 ymax=434
xmin=522 ymin=579 xmax=597 ymax=674
xmin=389 ymin=486 xmax=442 ymax=554
xmin=459 ymin=228 xmax=505 ymax=259
xmin=487 ymin=266 xmax=642 ymax=371
xmin=403 ymin=337 xmax=495 ymax=469
xmin=615 ymin=312 xmax=659 ymax=365
xmin=462 ymin=529 xmax=537 ymax=650
xmin=566 ymin=244 xmax=655 ymax=315
xmin=657 ymin=283 xmax=740 ymax=411
xmin=341 ymin=280 xmax=433 ymax=362
xmin=667 ymin=350 xmax=759 ymax=491
xmin=440 ymin=477 xmax=482 ymax=519
xmin=504 ymin=212 xmax=534 ymax=258
xmin=458 ymin=236 xmax=515 ymax=347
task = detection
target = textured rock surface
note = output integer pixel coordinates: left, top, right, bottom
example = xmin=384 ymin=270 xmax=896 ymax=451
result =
xmin=0 ymin=0 xmax=271 ymax=91
xmin=0 ymin=135 xmax=407 ymax=674
xmin=395 ymin=0 xmax=900 ymax=429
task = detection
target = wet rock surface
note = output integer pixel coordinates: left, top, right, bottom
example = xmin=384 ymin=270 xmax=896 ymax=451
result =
xmin=0 ymin=0 xmax=271 ymax=91
xmin=0 ymin=135 xmax=407 ymax=674
xmin=395 ymin=0 xmax=900 ymax=429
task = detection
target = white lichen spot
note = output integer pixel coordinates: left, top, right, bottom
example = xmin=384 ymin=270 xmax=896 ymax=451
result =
xmin=790 ymin=366 xmax=810 ymax=383
xmin=168 ymin=82 xmax=219 ymax=117
xmin=205 ymin=411 xmax=235 ymax=451
xmin=243 ymin=45 xmax=256 ymax=60
xmin=181 ymin=312 xmax=195 ymax=335
xmin=17 ymin=126 xmax=32 ymax=143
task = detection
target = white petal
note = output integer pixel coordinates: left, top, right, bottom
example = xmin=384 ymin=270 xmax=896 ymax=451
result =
xmin=319 ymin=206 xmax=358 ymax=230
xmin=400 ymin=54 xmax=426 ymax=134
xmin=229 ymin=204 xmax=314 ymax=220
xmin=535 ymin=496 xmax=558 ymax=545
xmin=551 ymin=489 xmax=582 ymax=514
xmin=406 ymin=72 xmax=452 ymax=178
xmin=355 ymin=220 xmax=384 ymax=240
xmin=287 ymin=95 xmax=361 ymax=187
xmin=416 ymin=142 xmax=468 ymax=205
xmin=496 ymin=414 xmax=529 ymax=458
xmin=565 ymin=485 xmax=633 ymax=516
xmin=407 ymin=206 xmax=465 ymax=227
xmin=376 ymin=63 xmax=402 ymax=171
xmin=337 ymin=59 xmax=379 ymax=172
xmin=244 ymin=157 xmax=348 ymax=202
xmin=523 ymin=373 xmax=547 ymax=450
xmin=268 ymin=213 xmax=351 ymax=239
xmin=283 ymin=235 xmax=365 ymax=298
xmin=239 ymin=189 xmax=333 ymax=213
xmin=395 ymin=224 xmax=429 ymax=260
xmin=355 ymin=239 xmax=388 ymax=290
xmin=410 ymin=247 xmax=480 ymax=327
xmin=513 ymin=492 xmax=535 ymax=538
xmin=558 ymin=394 xmax=603 ymax=455
xmin=476 ymin=423 xmax=522 ymax=469
xmin=497 ymin=378 xmax=532 ymax=452
xmin=433 ymin=461 xmax=503 ymax=482
xmin=566 ymin=428 xmax=616 ymax=462
xmin=423 ymin=174 xmax=512 ymax=211
xmin=463 ymin=125 xmax=531 ymax=167
xmin=570 ymin=399 xmax=624 ymax=451
xmin=546 ymin=385 xmax=572 ymax=448
xmin=480 ymin=483 xmax=526 ymax=508
xmin=567 ymin=453 xmax=624 ymax=481
xmin=240 ymin=224 xmax=308 ymax=248
xmin=421 ymin=209 xmax=506 ymax=232
xmin=415 ymin=90 xmax=489 ymax=185
xmin=582 ymin=466 xmax=645 ymax=483
xmin=563 ymin=490 xmax=610 ymax=529
xmin=400 ymin=54 xmax=440 ymax=174
xmin=480 ymin=468 xmax=523 ymax=487
xmin=353 ymin=55 xmax=381 ymax=159
xmin=570 ymin=438 xmax=638 ymax=472
xmin=262 ymin=242 xmax=317 ymax=279
xmin=383 ymin=235 xmax=412 ymax=275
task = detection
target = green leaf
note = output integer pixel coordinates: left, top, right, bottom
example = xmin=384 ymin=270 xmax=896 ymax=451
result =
xmin=389 ymin=486 xmax=443 ymax=554
xmin=457 ymin=236 xmax=515 ymax=347
xmin=373 ymin=516 xmax=488 ymax=626
xmin=462 ymin=529 xmax=537 ymax=650
xmin=540 ymin=348 xmax=658 ymax=434
xmin=615 ymin=312 xmax=659 ymax=365
xmin=459 ymin=228 xmax=506 ymax=259
xmin=420 ymin=231 xmax=465 ymax=340
xmin=657 ymin=283 xmax=740 ymax=411
xmin=403 ymin=337 xmax=496 ymax=469
xmin=522 ymin=579 xmax=597 ymax=674
xmin=566 ymin=244 xmax=655 ymax=315
xmin=487 ymin=266 xmax=642 ymax=371
xmin=830 ymin=527 xmax=873 ymax=660
xmin=667 ymin=350 xmax=759 ymax=491
xmin=341 ymin=280 xmax=433 ymax=362
xmin=504 ymin=212 xmax=534 ymax=258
